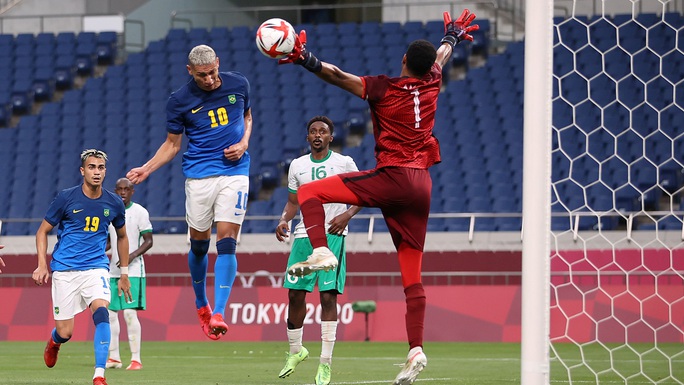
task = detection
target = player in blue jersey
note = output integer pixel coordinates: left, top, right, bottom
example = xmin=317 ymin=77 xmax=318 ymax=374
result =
xmin=126 ymin=44 xmax=252 ymax=340
xmin=33 ymin=149 xmax=132 ymax=385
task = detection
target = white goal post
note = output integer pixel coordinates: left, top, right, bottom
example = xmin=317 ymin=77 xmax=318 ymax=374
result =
xmin=523 ymin=1 xmax=684 ymax=384
xmin=521 ymin=1 xmax=553 ymax=384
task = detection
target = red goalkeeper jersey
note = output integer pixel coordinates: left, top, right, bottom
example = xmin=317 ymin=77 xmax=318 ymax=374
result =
xmin=361 ymin=63 xmax=442 ymax=169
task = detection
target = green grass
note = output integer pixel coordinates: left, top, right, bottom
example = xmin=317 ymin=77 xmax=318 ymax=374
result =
xmin=0 ymin=341 xmax=681 ymax=384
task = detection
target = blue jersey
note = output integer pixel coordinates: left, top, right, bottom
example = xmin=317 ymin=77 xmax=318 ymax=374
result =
xmin=166 ymin=71 xmax=251 ymax=179
xmin=44 ymin=185 xmax=126 ymax=272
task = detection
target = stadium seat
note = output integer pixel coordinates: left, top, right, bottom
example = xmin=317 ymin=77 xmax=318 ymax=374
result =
xmin=259 ymin=163 xmax=281 ymax=189
xmin=0 ymin=101 xmax=10 ymax=127
xmin=165 ymin=28 xmax=187 ymax=44
xmin=75 ymin=54 xmax=95 ymax=76
xmin=187 ymin=27 xmax=210 ymax=43
xmin=95 ymin=42 xmax=116 ymax=65
xmin=10 ymin=80 xmax=34 ymax=115
xmin=337 ymin=22 xmax=358 ymax=35
xmin=32 ymin=71 xmax=55 ymax=102
xmin=54 ymin=57 xmax=76 ymax=90
xmin=209 ymin=27 xmax=229 ymax=42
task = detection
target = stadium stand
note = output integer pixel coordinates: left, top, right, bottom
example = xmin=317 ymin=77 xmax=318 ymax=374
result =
xmin=0 ymin=14 xmax=682 ymax=235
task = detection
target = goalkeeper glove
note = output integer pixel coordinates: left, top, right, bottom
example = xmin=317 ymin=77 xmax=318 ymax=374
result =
xmin=441 ymin=9 xmax=479 ymax=48
xmin=278 ymin=30 xmax=322 ymax=73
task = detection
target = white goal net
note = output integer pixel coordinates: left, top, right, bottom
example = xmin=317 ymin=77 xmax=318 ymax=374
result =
xmin=541 ymin=1 xmax=684 ymax=384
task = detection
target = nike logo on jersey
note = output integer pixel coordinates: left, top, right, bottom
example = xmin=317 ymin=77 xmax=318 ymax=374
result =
xmin=298 ymin=171 xmax=307 ymax=176
xmin=323 ymin=280 xmax=334 ymax=285
xmin=234 ymin=212 xmax=244 ymax=216
xmin=191 ymin=106 xmax=204 ymax=113
xmin=193 ymin=280 xmax=204 ymax=284
xmin=219 ymin=285 xmax=231 ymax=289
xmin=72 ymin=209 xmax=84 ymax=213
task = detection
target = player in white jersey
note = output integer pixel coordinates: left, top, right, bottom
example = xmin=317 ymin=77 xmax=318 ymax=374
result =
xmin=275 ymin=116 xmax=361 ymax=385
xmin=105 ymin=178 xmax=153 ymax=371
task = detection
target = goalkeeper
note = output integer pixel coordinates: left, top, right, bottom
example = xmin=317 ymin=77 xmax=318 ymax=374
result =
xmin=277 ymin=9 xmax=478 ymax=385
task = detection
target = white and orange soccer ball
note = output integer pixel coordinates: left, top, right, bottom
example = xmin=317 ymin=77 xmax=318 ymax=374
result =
xmin=255 ymin=18 xmax=296 ymax=59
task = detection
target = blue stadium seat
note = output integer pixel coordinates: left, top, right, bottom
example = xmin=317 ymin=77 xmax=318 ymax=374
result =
xmin=10 ymin=80 xmax=34 ymax=115
xmin=35 ymin=32 xmax=56 ymax=46
xmin=15 ymin=33 xmax=34 ymax=47
xmin=664 ymin=12 xmax=683 ymax=27
xmin=96 ymin=42 xmax=116 ymax=65
xmin=54 ymin=56 xmax=76 ymax=90
xmin=187 ymin=27 xmax=209 ymax=43
xmin=337 ymin=22 xmax=357 ymax=35
xmin=75 ymin=53 xmax=95 ymax=76
xmin=56 ymin=31 xmax=76 ymax=46
xmin=165 ymin=28 xmax=187 ymax=43
xmin=496 ymin=217 xmax=522 ymax=232
xmin=209 ymin=27 xmax=229 ymax=42
xmin=359 ymin=21 xmax=380 ymax=36
xmin=32 ymin=70 xmax=55 ymax=102
xmin=259 ymin=163 xmax=281 ymax=189
xmin=97 ymin=31 xmax=117 ymax=45
xmin=0 ymin=101 xmax=11 ymax=127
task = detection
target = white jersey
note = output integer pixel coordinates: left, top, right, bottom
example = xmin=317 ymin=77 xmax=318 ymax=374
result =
xmin=288 ymin=150 xmax=359 ymax=239
xmin=109 ymin=202 xmax=153 ymax=278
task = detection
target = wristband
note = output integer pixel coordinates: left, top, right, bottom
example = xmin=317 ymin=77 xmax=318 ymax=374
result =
xmin=120 ymin=266 xmax=129 ymax=275
xmin=441 ymin=34 xmax=458 ymax=48
xmin=301 ymin=52 xmax=322 ymax=73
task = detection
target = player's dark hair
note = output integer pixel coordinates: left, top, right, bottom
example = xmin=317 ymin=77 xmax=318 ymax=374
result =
xmin=306 ymin=115 xmax=334 ymax=135
xmin=405 ymin=40 xmax=437 ymax=77
xmin=80 ymin=149 xmax=108 ymax=166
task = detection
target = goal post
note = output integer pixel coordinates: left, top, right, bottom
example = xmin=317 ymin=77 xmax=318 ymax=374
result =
xmin=524 ymin=1 xmax=684 ymax=384
xmin=520 ymin=1 xmax=554 ymax=385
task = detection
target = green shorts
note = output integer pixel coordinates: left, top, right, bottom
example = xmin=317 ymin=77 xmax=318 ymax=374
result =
xmin=283 ymin=234 xmax=346 ymax=294
xmin=109 ymin=277 xmax=146 ymax=311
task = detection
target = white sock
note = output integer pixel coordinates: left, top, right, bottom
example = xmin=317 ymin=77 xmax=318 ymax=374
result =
xmin=287 ymin=327 xmax=303 ymax=354
xmin=108 ymin=310 xmax=120 ymax=361
xmin=320 ymin=321 xmax=337 ymax=364
xmin=94 ymin=367 xmax=105 ymax=378
xmin=124 ymin=309 xmax=141 ymax=363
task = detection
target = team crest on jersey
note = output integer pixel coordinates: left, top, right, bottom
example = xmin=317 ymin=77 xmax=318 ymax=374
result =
xmin=54 ymin=307 xmax=59 ymax=315
xmin=228 ymin=95 xmax=236 ymax=104
xmin=104 ymin=209 xmax=110 ymax=217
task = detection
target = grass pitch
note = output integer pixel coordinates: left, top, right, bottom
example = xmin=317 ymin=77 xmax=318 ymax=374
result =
xmin=1 ymin=341 xmax=681 ymax=384
xmin=1 ymin=341 xmax=518 ymax=385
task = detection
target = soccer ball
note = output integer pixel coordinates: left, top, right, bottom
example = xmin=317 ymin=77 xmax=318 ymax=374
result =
xmin=255 ymin=18 xmax=296 ymax=59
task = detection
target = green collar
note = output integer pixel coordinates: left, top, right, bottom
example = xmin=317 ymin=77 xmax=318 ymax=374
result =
xmin=310 ymin=150 xmax=332 ymax=163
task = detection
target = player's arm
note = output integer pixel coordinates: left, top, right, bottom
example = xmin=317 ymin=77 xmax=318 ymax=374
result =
xmin=276 ymin=192 xmax=299 ymax=242
xmin=224 ymin=108 xmax=253 ymax=161
xmin=115 ymin=225 xmax=133 ymax=302
xmin=128 ymin=231 xmax=153 ymax=264
xmin=316 ymin=62 xmax=364 ymax=99
xmin=0 ymin=245 xmax=5 ymax=274
xmin=438 ymin=10 xmax=479 ymax=68
xmin=126 ymin=132 xmax=182 ymax=184
xmin=33 ymin=219 xmax=54 ymax=285
xmin=279 ymin=31 xmax=364 ymax=98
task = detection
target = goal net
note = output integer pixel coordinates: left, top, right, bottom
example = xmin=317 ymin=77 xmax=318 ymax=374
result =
xmin=540 ymin=2 xmax=684 ymax=384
